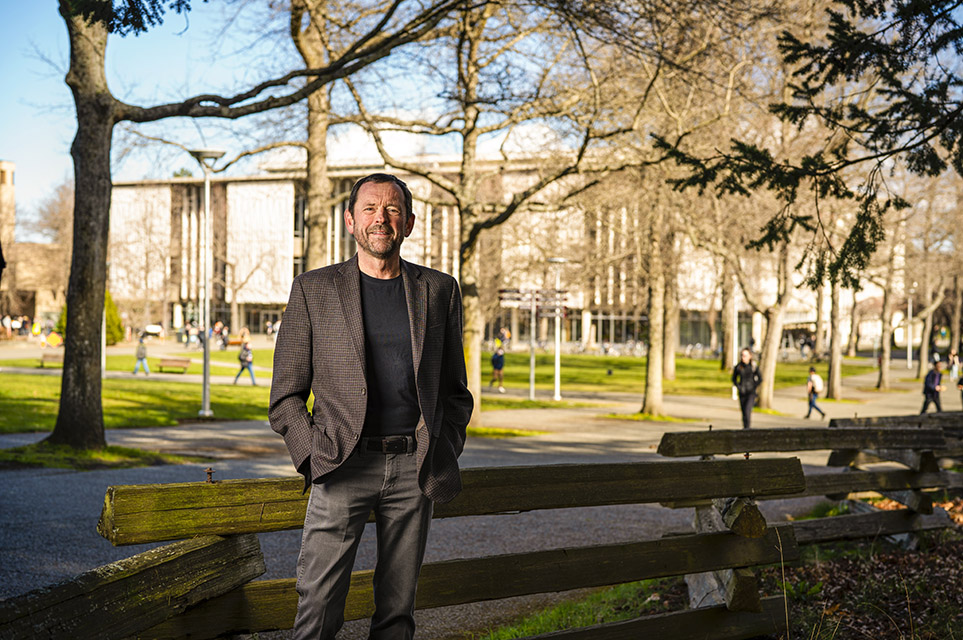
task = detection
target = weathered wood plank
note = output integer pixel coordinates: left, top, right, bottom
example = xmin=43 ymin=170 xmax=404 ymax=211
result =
xmin=0 ymin=534 xmax=264 ymax=640
xmin=517 ymin=596 xmax=786 ymax=639
xmin=830 ymin=412 xmax=963 ymax=429
xmin=99 ymin=459 xmax=805 ymax=546
xmin=663 ymin=469 xmax=948 ymax=508
xmin=877 ymin=489 xmax=933 ymax=514
xmin=658 ymin=428 xmax=945 ymax=457
xmin=142 ymin=527 xmax=799 ymax=638
xmin=826 ymin=449 xmax=940 ymax=472
xmin=792 ymin=507 xmax=953 ymax=545
xmin=691 ymin=506 xmax=763 ymax=612
xmin=716 ymin=497 xmax=768 ymax=539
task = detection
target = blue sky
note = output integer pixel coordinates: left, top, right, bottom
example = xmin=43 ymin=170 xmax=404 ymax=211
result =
xmin=0 ymin=3 xmax=282 ymax=237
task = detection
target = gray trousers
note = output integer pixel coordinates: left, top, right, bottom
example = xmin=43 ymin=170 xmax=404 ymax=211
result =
xmin=294 ymin=446 xmax=433 ymax=640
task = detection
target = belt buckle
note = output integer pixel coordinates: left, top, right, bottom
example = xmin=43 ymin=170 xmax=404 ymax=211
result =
xmin=383 ymin=437 xmax=407 ymax=453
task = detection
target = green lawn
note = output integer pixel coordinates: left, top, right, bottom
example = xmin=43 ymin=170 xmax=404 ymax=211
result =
xmin=0 ymin=353 xmax=877 ymax=434
xmin=0 ymin=347 xmax=274 ymax=376
xmin=0 ymin=373 xmax=270 ymax=433
xmin=490 ymin=352 xmax=877 ymax=396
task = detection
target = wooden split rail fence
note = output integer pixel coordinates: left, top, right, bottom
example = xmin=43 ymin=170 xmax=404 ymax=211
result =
xmin=657 ymin=424 xmax=963 ymax=611
xmin=2 ymin=459 xmax=808 ymax=640
xmin=4 ymin=416 xmax=960 ymax=639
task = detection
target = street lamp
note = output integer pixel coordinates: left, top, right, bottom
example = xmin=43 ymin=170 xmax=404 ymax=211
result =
xmin=548 ymin=257 xmax=568 ymax=401
xmin=188 ymin=148 xmax=225 ymax=418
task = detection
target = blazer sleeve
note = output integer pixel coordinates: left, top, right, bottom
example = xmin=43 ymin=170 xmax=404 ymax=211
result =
xmin=440 ymin=278 xmax=473 ymax=457
xmin=269 ymin=276 xmax=315 ymax=473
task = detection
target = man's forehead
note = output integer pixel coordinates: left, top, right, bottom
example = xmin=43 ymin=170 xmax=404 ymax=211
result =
xmin=357 ymin=181 xmax=404 ymax=202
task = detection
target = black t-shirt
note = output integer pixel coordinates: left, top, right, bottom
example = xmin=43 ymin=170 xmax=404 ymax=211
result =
xmin=359 ymin=272 xmax=420 ymax=436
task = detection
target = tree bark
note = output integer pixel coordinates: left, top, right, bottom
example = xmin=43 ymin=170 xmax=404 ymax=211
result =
xmin=876 ymin=253 xmax=897 ymax=390
xmin=303 ymin=89 xmax=332 ymax=270
xmin=813 ymin=280 xmax=825 ymax=359
xmin=663 ymin=257 xmax=678 ymax=380
xmin=642 ymin=213 xmax=665 ymax=416
xmin=48 ymin=7 xmax=113 ymax=449
xmin=827 ymin=279 xmax=842 ymax=399
xmin=720 ymin=265 xmax=736 ymax=371
xmin=846 ymin=289 xmax=860 ymax=357
xmin=952 ymin=275 xmax=962 ymax=357
xmin=753 ymin=244 xmax=791 ymax=410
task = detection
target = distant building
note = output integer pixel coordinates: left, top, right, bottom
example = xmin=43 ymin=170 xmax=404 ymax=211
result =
xmin=0 ymin=161 xmax=68 ymax=322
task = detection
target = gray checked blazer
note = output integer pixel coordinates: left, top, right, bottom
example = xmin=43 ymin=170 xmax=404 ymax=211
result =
xmin=268 ymin=255 xmax=474 ymax=503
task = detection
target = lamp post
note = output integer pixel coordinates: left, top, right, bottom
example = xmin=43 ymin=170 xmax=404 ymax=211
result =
xmin=548 ymin=257 xmax=568 ymax=401
xmin=188 ymin=148 xmax=224 ymax=418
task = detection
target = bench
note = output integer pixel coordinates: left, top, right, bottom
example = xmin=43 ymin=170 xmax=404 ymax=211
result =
xmin=3 ymin=458 xmax=808 ymax=639
xmin=830 ymin=412 xmax=963 ymax=461
xmin=39 ymin=353 xmax=63 ymax=367
xmin=157 ymin=357 xmax=190 ymax=373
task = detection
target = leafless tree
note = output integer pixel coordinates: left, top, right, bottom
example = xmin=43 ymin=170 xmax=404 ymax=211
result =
xmin=52 ymin=0 xmax=468 ymax=449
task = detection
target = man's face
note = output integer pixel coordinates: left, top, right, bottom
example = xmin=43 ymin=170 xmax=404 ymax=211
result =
xmin=345 ymin=181 xmax=414 ymax=261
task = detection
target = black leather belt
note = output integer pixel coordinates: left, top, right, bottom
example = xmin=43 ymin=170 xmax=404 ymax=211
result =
xmin=359 ymin=435 xmax=414 ymax=454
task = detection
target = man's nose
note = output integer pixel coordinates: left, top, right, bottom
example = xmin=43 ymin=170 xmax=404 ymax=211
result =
xmin=371 ymin=206 xmax=387 ymax=222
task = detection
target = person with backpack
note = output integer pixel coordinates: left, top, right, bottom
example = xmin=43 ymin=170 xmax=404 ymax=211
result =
xmin=132 ymin=336 xmax=149 ymax=376
xmin=234 ymin=340 xmax=256 ymax=385
xmin=805 ymin=366 xmax=825 ymax=419
xmin=490 ymin=346 xmax=506 ymax=393
xmin=731 ymin=348 xmax=762 ymax=428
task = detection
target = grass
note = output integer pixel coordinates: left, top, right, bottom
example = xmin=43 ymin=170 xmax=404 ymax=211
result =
xmin=0 ymin=348 xmax=274 ymax=376
xmin=603 ymin=411 xmax=699 ymax=423
xmin=0 ymin=373 xmax=271 ymax=433
xmin=469 ymin=578 xmax=686 ymax=639
xmin=489 ymin=352 xmax=876 ymax=397
xmin=479 ymin=395 xmax=607 ymax=411
xmin=0 ymin=441 xmax=212 ymax=470
xmin=467 ymin=427 xmax=546 ymax=438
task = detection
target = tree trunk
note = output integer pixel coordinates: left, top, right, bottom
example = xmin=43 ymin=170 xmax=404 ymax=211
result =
xmin=846 ymin=289 xmax=859 ymax=357
xmin=719 ymin=265 xmax=736 ymax=372
xmin=813 ymin=280 xmax=825 ymax=359
xmin=877 ymin=267 xmax=896 ymax=390
xmin=827 ymin=279 xmax=842 ymax=399
xmin=916 ymin=291 xmax=934 ymax=380
xmin=663 ymin=263 xmax=677 ymax=380
xmin=47 ymin=7 xmax=113 ymax=449
xmin=460 ymin=233 xmax=482 ymax=427
xmin=303 ymin=89 xmax=332 ymax=270
xmin=951 ymin=275 xmax=961 ymax=358
xmin=642 ymin=216 xmax=664 ymax=416
xmin=755 ymin=306 xmax=785 ymax=410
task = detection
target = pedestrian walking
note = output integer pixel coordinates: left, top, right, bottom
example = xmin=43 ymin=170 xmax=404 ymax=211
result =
xmin=805 ymin=366 xmax=825 ymax=419
xmin=234 ymin=340 xmax=256 ymax=385
xmin=132 ymin=337 xmax=149 ymax=376
xmin=948 ymin=349 xmax=959 ymax=382
xmin=490 ymin=346 xmax=506 ymax=393
xmin=920 ymin=360 xmax=945 ymax=414
xmin=269 ymin=173 xmax=473 ymax=640
xmin=731 ymin=347 xmax=761 ymax=429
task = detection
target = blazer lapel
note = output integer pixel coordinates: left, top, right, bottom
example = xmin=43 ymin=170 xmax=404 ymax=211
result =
xmin=402 ymin=260 xmax=427 ymax=379
xmin=335 ymin=255 xmax=366 ymax=375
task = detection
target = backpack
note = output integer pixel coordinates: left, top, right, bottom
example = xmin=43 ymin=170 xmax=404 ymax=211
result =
xmin=811 ymin=373 xmax=823 ymax=393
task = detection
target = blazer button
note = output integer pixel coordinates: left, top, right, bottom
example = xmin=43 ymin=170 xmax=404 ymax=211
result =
xmin=361 ymin=387 xmax=366 ymax=396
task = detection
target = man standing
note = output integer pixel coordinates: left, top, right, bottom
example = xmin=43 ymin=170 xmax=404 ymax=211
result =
xmin=269 ymin=173 xmax=473 ymax=640
xmin=921 ymin=360 xmax=945 ymax=414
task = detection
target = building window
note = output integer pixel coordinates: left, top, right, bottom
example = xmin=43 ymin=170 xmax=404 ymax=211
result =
xmin=294 ymin=192 xmax=306 ymax=238
xmin=293 ymin=255 xmax=305 ymax=278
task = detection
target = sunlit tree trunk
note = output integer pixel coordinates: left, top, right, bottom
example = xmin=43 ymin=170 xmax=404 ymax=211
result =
xmin=827 ymin=279 xmax=842 ymax=399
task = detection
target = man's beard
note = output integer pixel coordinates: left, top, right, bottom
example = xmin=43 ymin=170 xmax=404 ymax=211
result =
xmin=354 ymin=224 xmax=402 ymax=259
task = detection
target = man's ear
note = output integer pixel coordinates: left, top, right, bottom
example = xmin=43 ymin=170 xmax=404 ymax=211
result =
xmin=404 ymin=212 xmax=416 ymax=237
xmin=344 ymin=209 xmax=355 ymax=234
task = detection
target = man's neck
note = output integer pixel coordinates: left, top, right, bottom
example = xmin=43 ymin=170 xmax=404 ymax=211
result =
xmin=357 ymin=253 xmax=402 ymax=279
